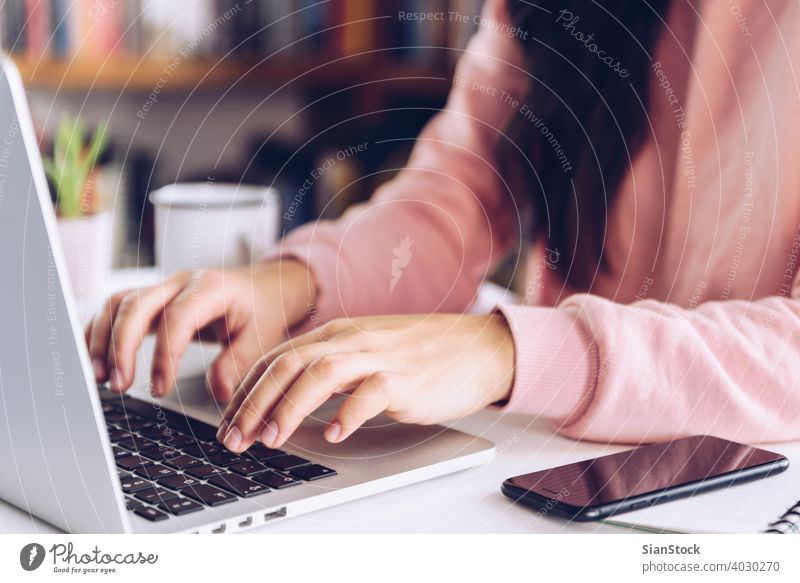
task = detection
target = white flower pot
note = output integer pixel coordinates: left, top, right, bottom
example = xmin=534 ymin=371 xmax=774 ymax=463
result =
xmin=56 ymin=212 xmax=112 ymax=301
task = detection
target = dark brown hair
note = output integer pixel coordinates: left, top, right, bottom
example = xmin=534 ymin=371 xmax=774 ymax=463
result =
xmin=504 ymin=0 xmax=671 ymax=288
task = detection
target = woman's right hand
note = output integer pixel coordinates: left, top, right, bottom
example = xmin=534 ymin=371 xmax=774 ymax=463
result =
xmin=84 ymin=260 xmax=317 ymax=402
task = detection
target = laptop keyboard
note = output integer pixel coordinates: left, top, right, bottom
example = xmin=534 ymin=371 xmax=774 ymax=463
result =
xmin=101 ymin=393 xmax=337 ymax=523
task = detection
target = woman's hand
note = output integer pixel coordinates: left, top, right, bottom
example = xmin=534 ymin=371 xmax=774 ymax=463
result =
xmin=217 ymin=314 xmax=515 ymax=452
xmin=85 ymin=260 xmax=316 ymax=402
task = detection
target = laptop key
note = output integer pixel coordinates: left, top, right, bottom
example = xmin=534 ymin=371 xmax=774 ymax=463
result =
xmin=138 ymin=425 xmax=171 ymax=441
xmin=117 ymin=455 xmax=153 ymax=472
xmin=116 ymin=417 xmax=151 ymax=434
xmin=161 ymin=433 xmax=197 ymax=449
xmin=159 ymin=497 xmax=204 ymax=516
xmin=163 ymin=455 xmax=203 ymax=470
xmin=229 ymin=460 xmax=269 ymax=477
xmin=253 ymin=471 xmax=302 ymax=490
xmin=290 ymin=464 xmax=337 ymax=481
xmin=134 ymin=486 xmax=179 ymax=505
xmin=139 ymin=445 xmax=180 ymax=462
xmin=185 ymin=464 xmax=227 ymax=480
xmin=266 ymin=454 xmax=311 ymax=471
xmin=208 ymin=473 xmax=270 ymax=498
xmin=104 ymin=412 xmax=130 ymax=425
xmin=207 ymin=452 xmax=248 ymax=467
xmin=180 ymin=484 xmax=237 ymax=507
xmin=134 ymin=506 xmax=170 ymax=522
xmin=112 ymin=446 xmax=130 ymax=460
xmin=118 ymin=435 xmax=157 ymax=453
xmin=182 ymin=443 xmax=222 ymax=458
xmin=107 ymin=428 xmax=130 ymax=442
xmin=125 ymin=497 xmax=143 ymax=511
xmin=157 ymin=474 xmax=202 ymax=490
xmin=120 ymin=475 xmax=151 ymax=494
xmin=125 ymin=417 xmax=157 ymax=432
xmin=139 ymin=427 xmax=195 ymax=449
xmin=246 ymin=444 xmax=285 ymax=462
xmin=134 ymin=464 xmax=176 ymax=481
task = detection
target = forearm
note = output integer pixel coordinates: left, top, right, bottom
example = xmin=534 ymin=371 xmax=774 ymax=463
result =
xmin=261 ymin=0 xmax=527 ymax=326
xmin=496 ymin=294 xmax=800 ymax=444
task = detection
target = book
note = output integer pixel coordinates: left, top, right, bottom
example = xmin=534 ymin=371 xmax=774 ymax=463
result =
xmin=395 ymin=0 xmax=448 ymax=63
xmin=336 ymin=0 xmax=377 ymax=57
xmin=72 ymin=0 xmax=123 ymax=61
xmin=24 ymin=0 xmax=49 ymax=58
xmin=120 ymin=0 xmax=143 ymax=55
xmin=3 ymin=0 xmax=27 ymax=54
xmin=50 ymin=0 xmax=70 ymax=58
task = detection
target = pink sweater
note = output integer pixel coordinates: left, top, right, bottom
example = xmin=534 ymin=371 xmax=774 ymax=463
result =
xmin=272 ymin=0 xmax=800 ymax=444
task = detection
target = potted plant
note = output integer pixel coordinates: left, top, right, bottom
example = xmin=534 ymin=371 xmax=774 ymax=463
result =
xmin=43 ymin=114 xmax=111 ymax=301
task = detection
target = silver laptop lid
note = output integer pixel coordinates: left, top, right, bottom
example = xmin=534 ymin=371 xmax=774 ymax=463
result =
xmin=0 ymin=57 xmax=129 ymax=533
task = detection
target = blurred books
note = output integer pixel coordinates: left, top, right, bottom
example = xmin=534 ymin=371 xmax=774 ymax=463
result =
xmin=2 ymin=0 xmax=484 ymax=64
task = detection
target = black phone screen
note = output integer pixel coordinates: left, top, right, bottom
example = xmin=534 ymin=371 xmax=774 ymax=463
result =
xmin=507 ymin=435 xmax=786 ymax=508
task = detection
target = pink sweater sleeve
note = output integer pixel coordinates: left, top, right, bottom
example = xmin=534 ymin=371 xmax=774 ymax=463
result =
xmin=267 ymin=0 xmax=528 ymax=321
xmin=497 ymin=287 xmax=800 ymax=444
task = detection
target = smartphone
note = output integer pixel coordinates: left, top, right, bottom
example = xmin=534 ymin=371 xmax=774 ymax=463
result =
xmin=502 ymin=435 xmax=788 ymax=521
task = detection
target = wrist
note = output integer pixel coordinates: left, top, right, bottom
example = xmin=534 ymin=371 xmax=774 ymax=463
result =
xmin=282 ymin=259 xmax=319 ymax=325
xmin=487 ymin=313 xmax=515 ymax=406
xmin=253 ymin=259 xmax=318 ymax=327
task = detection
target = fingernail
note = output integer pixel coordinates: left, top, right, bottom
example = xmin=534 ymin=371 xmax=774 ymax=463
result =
xmin=216 ymin=420 xmax=229 ymax=443
xmin=92 ymin=358 xmax=106 ymax=381
xmin=223 ymin=425 xmax=242 ymax=451
xmin=151 ymin=374 xmax=163 ymax=396
xmin=110 ymin=368 xmax=125 ymax=393
xmin=324 ymin=422 xmax=342 ymax=443
xmin=260 ymin=420 xmax=279 ymax=447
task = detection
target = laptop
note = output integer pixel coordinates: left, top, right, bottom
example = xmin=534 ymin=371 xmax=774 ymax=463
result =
xmin=0 ymin=57 xmax=495 ymax=534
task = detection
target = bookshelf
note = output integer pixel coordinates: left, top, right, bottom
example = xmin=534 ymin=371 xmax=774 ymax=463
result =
xmin=12 ymin=55 xmax=452 ymax=96
xmin=3 ymin=0 xmax=483 ymax=267
xmin=3 ymin=0 xmax=482 ymax=96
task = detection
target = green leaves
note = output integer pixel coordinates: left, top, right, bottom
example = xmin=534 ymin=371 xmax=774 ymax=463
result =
xmin=43 ymin=113 xmax=109 ymax=219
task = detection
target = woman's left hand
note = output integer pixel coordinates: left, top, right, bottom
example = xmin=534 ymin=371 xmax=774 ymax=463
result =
xmin=217 ymin=314 xmax=515 ymax=452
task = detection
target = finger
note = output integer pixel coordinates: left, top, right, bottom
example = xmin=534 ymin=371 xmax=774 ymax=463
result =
xmin=84 ymin=318 xmax=98 ymax=375
xmin=221 ymin=346 xmax=370 ymax=452
xmin=149 ymin=277 xmax=228 ymax=397
xmin=219 ymin=324 xmax=350 ymax=430
xmin=253 ymin=353 xmax=381 ymax=449
xmin=107 ymin=275 xmax=187 ymax=393
xmin=87 ymin=290 xmax=128 ymax=382
xmin=207 ymin=328 xmax=275 ymax=404
xmin=256 ymin=319 xmax=346 ymax=365
xmin=218 ymin=353 xmax=274 ymax=440
xmin=219 ymin=350 xmax=306 ymax=450
xmin=84 ymin=319 xmax=93 ymax=350
xmin=325 ymin=372 xmax=398 ymax=443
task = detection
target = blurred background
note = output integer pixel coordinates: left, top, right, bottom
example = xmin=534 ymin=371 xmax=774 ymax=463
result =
xmin=1 ymin=0 xmax=484 ymax=269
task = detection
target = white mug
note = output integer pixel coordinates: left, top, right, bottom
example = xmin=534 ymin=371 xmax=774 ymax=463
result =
xmin=149 ymin=182 xmax=280 ymax=275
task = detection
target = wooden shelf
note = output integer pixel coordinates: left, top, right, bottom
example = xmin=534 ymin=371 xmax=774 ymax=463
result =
xmin=12 ymin=55 xmax=452 ymax=96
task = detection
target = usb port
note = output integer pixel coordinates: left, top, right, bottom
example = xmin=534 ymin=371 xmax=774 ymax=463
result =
xmin=238 ymin=516 xmax=253 ymax=528
xmin=264 ymin=507 xmax=287 ymax=522
xmin=212 ymin=523 xmax=226 ymax=534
